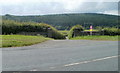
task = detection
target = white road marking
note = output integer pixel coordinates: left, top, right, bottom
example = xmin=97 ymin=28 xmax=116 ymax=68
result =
xmin=64 ymin=55 xmax=119 ymax=67
xmin=30 ymin=69 xmax=37 ymax=71
xmin=49 ymin=67 xmax=56 ymax=69
xmin=30 ymin=55 xmax=119 ymax=70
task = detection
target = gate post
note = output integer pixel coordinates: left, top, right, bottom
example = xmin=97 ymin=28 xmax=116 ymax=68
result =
xmin=47 ymin=28 xmax=52 ymax=38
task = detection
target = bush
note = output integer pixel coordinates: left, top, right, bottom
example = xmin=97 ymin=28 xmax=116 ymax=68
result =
xmin=100 ymin=27 xmax=120 ymax=36
xmin=68 ymin=25 xmax=84 ymax=39
xmin=2 ymin=20 xmax=65 ymax=39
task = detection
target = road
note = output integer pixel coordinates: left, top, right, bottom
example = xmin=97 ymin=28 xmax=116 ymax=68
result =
xmin=2 ymin=40 xmax=118 ymax=71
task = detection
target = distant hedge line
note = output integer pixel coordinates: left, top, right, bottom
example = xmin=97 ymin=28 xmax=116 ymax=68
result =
xmin=68 ymin=25 xmax=119 ymax=39
xmin=100 ymin=27 xmax=120 ymax=36
xmin=2 ymin=20 xmax=65 ymax=39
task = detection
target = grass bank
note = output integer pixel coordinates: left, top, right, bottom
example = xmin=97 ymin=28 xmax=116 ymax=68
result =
xmin=1 ymin=35 xmax=53 ymax=47
xmin=70 ymin=36 xmax=119 ymax=41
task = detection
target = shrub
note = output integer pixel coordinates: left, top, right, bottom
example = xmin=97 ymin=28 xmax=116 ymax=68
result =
xmin=68 ymin=25 xmax=84 ymax=39
xmin=100 ymin=27 xmax=120 ymax=36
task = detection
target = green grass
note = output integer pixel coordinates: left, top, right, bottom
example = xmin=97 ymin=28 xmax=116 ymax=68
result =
xmin=70 ymin=36 xmax=119 ymax=41
xmin=84 ymin=29 xmax=98 ymax=31
xmin=1 ymin=35 xmax=53 ymax=47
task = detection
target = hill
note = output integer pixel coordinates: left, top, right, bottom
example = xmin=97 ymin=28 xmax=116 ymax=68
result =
xmin=2 ymin=13 xmax=119 ymax=30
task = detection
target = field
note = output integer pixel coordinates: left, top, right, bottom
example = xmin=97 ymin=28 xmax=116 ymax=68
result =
xmin=84 ymin=29 xmax=98 ymax=31
xmin=1 ymin=35 xmax=53 ymax=47
xmin=70 ymin=36 xmax=119 ymax=41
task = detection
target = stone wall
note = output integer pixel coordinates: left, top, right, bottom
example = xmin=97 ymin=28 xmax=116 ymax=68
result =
xmin=16 ymin=29 xmax=53 ymax=38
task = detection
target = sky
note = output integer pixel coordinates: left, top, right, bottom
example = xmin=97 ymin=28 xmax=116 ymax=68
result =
xmin=0 ymin=0 xmax=119 ymax=15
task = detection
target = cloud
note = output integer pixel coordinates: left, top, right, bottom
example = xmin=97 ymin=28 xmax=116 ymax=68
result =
xmin=62 ymin=2 xmax=118 ymax=15
xmin=0 ymin=0 xmax=119 ymax=15
xmin=2 ymin=2 xmax=66 ymax=15
xmin=103 ymin=10 xmax=118 ymax=15
xmin=0 ymin=0 xmax=119 ymax=5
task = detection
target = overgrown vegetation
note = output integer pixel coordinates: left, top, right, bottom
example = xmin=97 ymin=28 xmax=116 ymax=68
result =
xmin=68 ymin=24 xmax=119 ymax=40
xmin=68 ymin=25 xmax=84 ymax=39
xmin=1 ymin=35 xmax=53 ymax=47
xmin=2 ymin=20 xmax=65 ymax=39
xmin=100 ymin=27 xmax=120 ymax=36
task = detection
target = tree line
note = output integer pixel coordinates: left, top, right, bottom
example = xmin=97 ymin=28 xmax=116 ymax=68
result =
xmin=3 ymin=13 xmax=119 ymax=30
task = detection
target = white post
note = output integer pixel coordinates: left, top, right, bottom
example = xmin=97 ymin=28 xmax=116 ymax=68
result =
xmin=90 ymin=31 xmax=92 ymax=35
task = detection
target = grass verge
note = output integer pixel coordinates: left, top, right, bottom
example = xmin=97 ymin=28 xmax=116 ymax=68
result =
xmin=84 ymin=29 xmax=98 ymax=32
xmin=70 ymin=36 xmax=119 ymax=41
xmin=1 ymin=35 xmax=53 ymax=47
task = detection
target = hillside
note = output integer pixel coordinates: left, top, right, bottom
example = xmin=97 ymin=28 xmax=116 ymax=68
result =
xmin=2 ymin=13 xmax=119 ymax=30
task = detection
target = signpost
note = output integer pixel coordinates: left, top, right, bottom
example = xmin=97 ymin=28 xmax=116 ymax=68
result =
xmin=90 ymin=25 xmax=92 ymax=35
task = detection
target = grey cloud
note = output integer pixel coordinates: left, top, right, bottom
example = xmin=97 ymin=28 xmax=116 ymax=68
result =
xmin=2 ymin=2 xmax=68 ymax=15
xmin=1 ymin=2 xmax=118 ymax=15
xmin=71 ymin=2 xmax=118 ymax=13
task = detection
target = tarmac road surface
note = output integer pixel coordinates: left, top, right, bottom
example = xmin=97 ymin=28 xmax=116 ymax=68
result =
xmin=2 ymin=40 xmax=118 ymax=71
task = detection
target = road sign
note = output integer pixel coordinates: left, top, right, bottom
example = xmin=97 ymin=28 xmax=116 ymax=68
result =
xmin=90 ymin=25 xmax=92 ymax=35
xmin=90 ymin=25 xmax=92 ymax=31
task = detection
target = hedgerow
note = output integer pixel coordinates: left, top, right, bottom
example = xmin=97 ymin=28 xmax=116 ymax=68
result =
xmin=2 ymin=20 xmax=65 ymax=39
xmin=68 ymin=25 xmax=84 ymax=39
xmin=100 ymin=27 xmax=120 ymax=36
